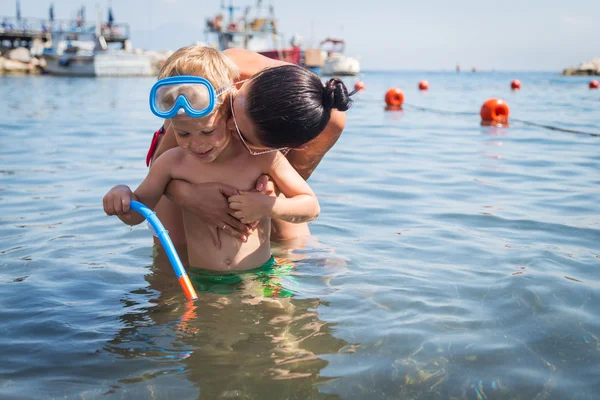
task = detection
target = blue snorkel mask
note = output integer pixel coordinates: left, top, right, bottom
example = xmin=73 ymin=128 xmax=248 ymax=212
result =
xmin=149 ymin=75 xmax=232 ymax=119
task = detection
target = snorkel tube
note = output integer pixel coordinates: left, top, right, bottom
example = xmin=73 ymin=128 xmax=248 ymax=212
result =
xmin=129 ymin=200 xmax=197 ymax=300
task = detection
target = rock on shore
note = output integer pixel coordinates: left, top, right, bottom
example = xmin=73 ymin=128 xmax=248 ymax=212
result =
xmin=563 ymin=58 xmax=600 ymax=76
xmin=0 ymin=47 xmax=45 ymax=75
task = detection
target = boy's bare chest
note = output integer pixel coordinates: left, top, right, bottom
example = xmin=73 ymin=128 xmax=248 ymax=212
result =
xmin=173 ymin=156 xmax=266 ymax=192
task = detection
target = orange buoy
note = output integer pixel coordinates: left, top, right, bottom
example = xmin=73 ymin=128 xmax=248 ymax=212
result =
xmin=385 ymin=88 xmax=404 ymax=107
xmin=480 ymin=99 xmax=510 ymax=124
xmin=418 ymin=80 xmax=429 ymax=91
xmin=354 ymin=81 xmax=365 ymax=91
xmin=590 ymin=80 xmax=599 ymax=89
xmin=511 ymin=79 xmax=521 ymax=90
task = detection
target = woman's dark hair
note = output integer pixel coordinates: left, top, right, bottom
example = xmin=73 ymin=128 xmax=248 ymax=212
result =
xmin=246 ymin=64 xmax=354 ymax=148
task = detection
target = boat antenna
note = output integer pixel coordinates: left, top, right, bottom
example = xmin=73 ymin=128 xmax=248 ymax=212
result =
xmin=243 ymin=5 xmax=250 ymax=32
xmin=227 ymin=0 xmax=235 ymax=26
xmin=256 ymin=0 xmax=263 ymax=18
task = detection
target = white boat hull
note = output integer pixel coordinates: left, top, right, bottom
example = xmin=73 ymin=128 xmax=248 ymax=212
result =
xmin=94 ymin=52 xmax=152 ymax=76
xmin=44 ymin=55 xmax=96 ymax=77
xmin=43 ymin=52 xmax=152 ymax=77
xmin=321 ymin=55 xmax=360 ymax=76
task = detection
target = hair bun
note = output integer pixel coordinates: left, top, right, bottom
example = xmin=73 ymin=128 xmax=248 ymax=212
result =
xmin=323 ymin=78 xmax=352 ymax=112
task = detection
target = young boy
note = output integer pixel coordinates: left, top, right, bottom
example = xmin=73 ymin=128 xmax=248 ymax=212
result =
xmin=102 ymin=46 xmax=320 ymax=271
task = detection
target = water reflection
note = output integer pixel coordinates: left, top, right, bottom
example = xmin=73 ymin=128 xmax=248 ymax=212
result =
xmin=104 ymin=244 xmax=351 ymax=399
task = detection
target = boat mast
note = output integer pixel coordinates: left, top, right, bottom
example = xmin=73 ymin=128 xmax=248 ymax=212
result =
xmin=95 ymin=5 xmax=101 ymax=37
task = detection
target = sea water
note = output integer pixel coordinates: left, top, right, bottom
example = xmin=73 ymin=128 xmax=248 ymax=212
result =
xmin=1 ymin=72 xmax=599 ymax=399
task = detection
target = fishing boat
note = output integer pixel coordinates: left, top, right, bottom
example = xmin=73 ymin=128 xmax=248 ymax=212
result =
xmin=319 ymin=38 xmax=360 ymax=76
xmin=42 ymin=30 xmax=152 ymax=77
xmin=204 ymin=1 xmax=301 ymax=64
xmin=42 ymin=7 xmax=152 ymax=77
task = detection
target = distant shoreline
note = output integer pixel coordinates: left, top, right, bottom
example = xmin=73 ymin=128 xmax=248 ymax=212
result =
xmin=562 ymin=58 xmax=600 ymax=76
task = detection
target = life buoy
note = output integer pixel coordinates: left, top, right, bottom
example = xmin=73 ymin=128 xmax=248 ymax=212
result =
xmin=480 ymin=99 xmax=510 ymax=123
xmin=385 ymin=88 xmax=404 ymax=107
xmin=354 ymin=81 xmax=365 ymax=91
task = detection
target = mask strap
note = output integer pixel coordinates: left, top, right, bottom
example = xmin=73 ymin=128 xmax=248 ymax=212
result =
xmin=216 ymin=79 xmax=249 ymax=97
xmin=215 ymin=85 xmax=231 ymax=97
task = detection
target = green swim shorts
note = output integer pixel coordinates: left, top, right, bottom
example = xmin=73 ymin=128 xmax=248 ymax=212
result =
xmin=189 ymin=256 xmax=296 ymax=298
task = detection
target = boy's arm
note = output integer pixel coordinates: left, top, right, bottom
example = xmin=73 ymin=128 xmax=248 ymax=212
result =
xmin=229 ymin=153 xmax=319 ymax=224
xmin=267 ymin=153 xmax=320 ymax=222
xmin=112 ymin=150 xmax=176 ymax=225
xmin=134 ymin=149 xmax=178 ymax=211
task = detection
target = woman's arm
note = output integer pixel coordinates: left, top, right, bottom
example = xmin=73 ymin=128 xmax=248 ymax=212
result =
xmin=164 ymin=179 xmax=250 ymax=235
xmin=285 ymin=109 xmax=346 ymax=180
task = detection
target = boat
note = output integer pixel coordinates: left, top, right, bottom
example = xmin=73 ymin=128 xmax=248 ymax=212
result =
xmin=204 ymin=1 xmax=301 ymax=64
xmin=319 ymin=38 xmax=360 ymax=76
xmin=42 ymin=8 xmax=152 ymax=77
xmin=42 ymin=30 xmax=152 ymax=77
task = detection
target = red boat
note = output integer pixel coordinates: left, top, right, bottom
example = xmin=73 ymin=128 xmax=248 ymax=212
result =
xmin=204 ymin=1 xmax=302 ymax=64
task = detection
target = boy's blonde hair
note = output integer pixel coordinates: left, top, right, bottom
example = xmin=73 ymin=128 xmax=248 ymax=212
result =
xmin=157 ymin=46 xmax=239 ymax=116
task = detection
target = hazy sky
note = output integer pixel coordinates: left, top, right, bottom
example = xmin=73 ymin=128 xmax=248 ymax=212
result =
xmin=2 ymin=0 xmax=598 ymax=71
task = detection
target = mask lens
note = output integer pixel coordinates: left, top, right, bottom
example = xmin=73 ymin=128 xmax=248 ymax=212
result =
xmin=154 ymin=84 xmax=211 ymax=114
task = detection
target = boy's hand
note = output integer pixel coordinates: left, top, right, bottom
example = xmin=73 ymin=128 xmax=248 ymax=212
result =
xmin=103 ymin=185 xmax=136 ymax=219
xmin=228 ymin=191 xmax=276 ymax=224
xmin=247 ymin=175 xmax=278 ymax=230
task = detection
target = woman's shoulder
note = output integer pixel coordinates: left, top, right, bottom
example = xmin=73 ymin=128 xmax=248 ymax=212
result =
xmin=223 ymin=48 xmax=288 ymax=80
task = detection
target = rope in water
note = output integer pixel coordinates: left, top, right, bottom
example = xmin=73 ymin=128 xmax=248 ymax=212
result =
xmin=401 ymin=103 xmax=600 ymax=137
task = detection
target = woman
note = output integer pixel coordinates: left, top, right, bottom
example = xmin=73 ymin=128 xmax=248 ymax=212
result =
xmin=149 ymin=48 xmax=353 ymax=247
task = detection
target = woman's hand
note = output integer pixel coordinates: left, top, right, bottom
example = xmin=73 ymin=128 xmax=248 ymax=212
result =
xmin=165 ymin=180 xmax=252 ymax=248
xmin=228 ymin=191 xmax=276 ymax=224
xmin=254 ymin=174 xmax=277 ymax=196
